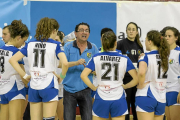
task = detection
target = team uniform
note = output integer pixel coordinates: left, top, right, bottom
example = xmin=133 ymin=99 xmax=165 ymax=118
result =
xmin=86 ymin=51 xmax=135 ymax=118
xmin=91 ymin=48 xmax=122 ymax=98
xmin=0 ymin=45 xmax=26 ymax=104
xmin=56 ymin=45 xmax=64 ymax=100
xmin=166 ymin=46 xmax=180 ymax=106
xmin=20 ymin=43 xmax=30 ymax=95
xmin=136 ymin=50 xmax=167 ymax=115
xmin=20 ymin=39 xmax=64 ymax=102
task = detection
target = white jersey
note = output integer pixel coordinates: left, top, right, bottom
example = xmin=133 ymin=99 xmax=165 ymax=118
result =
xmin=136 ymin=50 xmax=167 ymax=103
xmin=166 ymin=46 xmax=180 ymax=92
xmin=86 ymin=51 xmax=135 ymax=100
xmin=20 ymin=39 xmax=64 ymax=90
xmin=92 ymin=48 xmax=123 ymax=87
xmin=56 ymin=57 xmax=63 ymax=97
xmin=21 ymin=43 xmax=30 ymax=75
xmin=0 ymin=45 xmax=24 ymax=94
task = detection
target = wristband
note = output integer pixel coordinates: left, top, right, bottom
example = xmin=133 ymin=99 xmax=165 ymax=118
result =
xmin=60 ymin=72 xmax=66 ymax=79
xmin=23 ymin=74 xmax=29 ymax=79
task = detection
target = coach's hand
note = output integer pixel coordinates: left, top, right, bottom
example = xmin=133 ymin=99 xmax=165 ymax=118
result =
xmin=77 ymin=58 xmax=86 ymax=66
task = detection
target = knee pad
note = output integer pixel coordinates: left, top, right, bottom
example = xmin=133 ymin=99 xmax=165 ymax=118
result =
xmin=43 ymin=116 xmax=55 ymax=120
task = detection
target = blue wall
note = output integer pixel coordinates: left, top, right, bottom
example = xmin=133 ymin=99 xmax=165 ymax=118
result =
xmin=0 ymin=0 xmax=30 ymax=39
xmin=30 ymin=1 xmax=116 ymax=48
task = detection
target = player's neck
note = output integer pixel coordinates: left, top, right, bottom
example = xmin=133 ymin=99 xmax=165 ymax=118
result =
xmin=76 ymin=40 xmax=87 ymax=48
xmin=150 ymin=46 xmax=158 ymax=51
xmin=6 ymin=39 xmax=17 ymax=47
xmin=127 ymin=37 xmax=135 ymax=41
xmin=170 ymin=43 xmax=176 ymax=50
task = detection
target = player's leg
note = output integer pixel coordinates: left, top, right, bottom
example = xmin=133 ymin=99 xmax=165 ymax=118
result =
xmin=30 ymin=102 xmax=43 ymax=120
xmin=0 ymin=103 xmax=9 ymax=120
xmin=110 ymin=94 xmax=128 ymax=120
xmin=56 ymin=98 xmax=64 ymax=120
xmin=154 ymin=115 xmax=164 ymax=120
xmin=165 ymin=107 xmax=171 ymax=120
xmin=93 ymin=116 xmax=107 ymax=120
xmin=137 ymin=112 xmax=154 ymax=120
xmin=169 ymin=105 xmax=180 ymax=120
xmin=41 ymin=87 xmax=58 ymax=120
xmin=112 ymin=115 xmax=125 ymax=120
xmin=136 ymin=96 xmax=156 ymax=120
xmin=9 ymin=99 xmax=25 ymax=120
xmin=166 ymin=92 xmax=180 ymax=120
xmin=43 ymin=101 xmax=58 ymax=119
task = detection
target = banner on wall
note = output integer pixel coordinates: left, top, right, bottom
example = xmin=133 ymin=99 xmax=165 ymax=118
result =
xmin=0 ymin=0 xmax=30 ymax=40
xmin=116 ymin=2 xmax=180 ymax=49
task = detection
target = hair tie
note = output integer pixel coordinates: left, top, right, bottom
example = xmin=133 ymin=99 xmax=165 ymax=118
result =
xmin=161 ymin=36 xmax=163 ymax=40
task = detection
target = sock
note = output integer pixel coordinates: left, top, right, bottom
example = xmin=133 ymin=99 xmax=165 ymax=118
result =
xmin=43 ymin=116 xmax=55 ymax=120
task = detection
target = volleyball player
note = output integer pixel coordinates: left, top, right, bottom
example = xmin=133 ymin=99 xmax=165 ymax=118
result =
xmin=9 ymin=17 xmax=68 ymax=120
xmin=81 ymin=31 xmax=138 ymax=120
xmin=136 ymin=30 xmax=170 ymax=120
xmin=0 ymin=20 xmax=29 ymax=120
xmin=54 ymin=31 xmax=65 ymax=120
xmin=164 ymin=27 xmax=180 ymax=120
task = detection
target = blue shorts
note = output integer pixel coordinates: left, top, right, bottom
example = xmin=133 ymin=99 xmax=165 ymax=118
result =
xmin=0 ymin=83 xmax=25 ymax=104
xmin=92 ymin=92 xmax=128 ymax=118
xmin=19 ymin=88 xmax=26 ymax=98
xmin=166 ymin=92 xmax=180 ymax=106
xmin=91 ymin=90 xmax=96 ymax=98
xmin=28 ymin=86 xmax=58 ymax=102
xmin=58 ymin=97 xmax=63 ymax=100
xmin=136 ymin=96 xmax=165 ymax=115
xmin=25 ymin=87 xmax=29 ymax=95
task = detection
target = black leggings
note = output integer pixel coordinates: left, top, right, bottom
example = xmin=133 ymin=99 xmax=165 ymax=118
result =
xmin=125 ymin=86 xmax=138 ymax=120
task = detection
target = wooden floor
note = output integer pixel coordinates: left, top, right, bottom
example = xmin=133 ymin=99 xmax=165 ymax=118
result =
xmin=76 ymin=115 xmax=133 ymax=120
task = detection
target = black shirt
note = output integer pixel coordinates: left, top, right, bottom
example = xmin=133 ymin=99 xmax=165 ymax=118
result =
xmin=117 ymin=38 xmax=144 ymax=83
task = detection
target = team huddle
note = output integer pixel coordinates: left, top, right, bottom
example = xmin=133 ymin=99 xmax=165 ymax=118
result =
xmin=0 ymin=17 xmax=180 ymax=120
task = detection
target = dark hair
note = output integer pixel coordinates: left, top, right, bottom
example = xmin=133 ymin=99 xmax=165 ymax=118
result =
xmin=102 ymin=31 xmax=116 ymax=51
xmin=75 ymin=22 xmax=90 ymax=33
xmin=9 ymin=20 xmax=29 ymax=38
xmin=101 ymin=28 xmax=113 ymax=37
xmin=57 ymin=31 xmax=65 ymax=46
xmin=35 ymin=17 xmax=59 ymax=41
xmin=57 ymin=31 xmax=65 ymax=41
xmin=147 ymin=30 xmax=170 ymax=71
xmin=165 ymin=27 xmax=180 ymax=46
xmin=160 ymin=26 xmax=171 ymax=37
xmin=126 ymin=22 xmax=143 ymax=48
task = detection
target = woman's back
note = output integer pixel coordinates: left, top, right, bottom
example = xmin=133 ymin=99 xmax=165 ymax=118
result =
xmin=21 ymin=39 xmax=63 ymax=89
xmin=87 ymin=51 xmax=135 ymax=100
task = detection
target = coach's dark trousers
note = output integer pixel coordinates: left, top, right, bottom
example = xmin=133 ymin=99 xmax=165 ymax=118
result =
xmin=63 ymin=88 xmax=92 ymax=120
